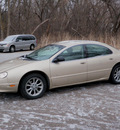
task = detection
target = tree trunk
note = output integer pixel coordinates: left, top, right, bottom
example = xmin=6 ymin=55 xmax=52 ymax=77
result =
xmin=31 ymin=19 xmax=49 ymax=35
xmin=0 ymin=6 xmax=4 ymax=40
xmin=7 ymin=0 xmax=10 ymax=36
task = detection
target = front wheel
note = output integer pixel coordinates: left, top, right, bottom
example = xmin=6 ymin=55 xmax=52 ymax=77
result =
xmin=110 ymin=65 xmax=120 ymax=84
xmin=9 ymin=46 xmax=15 ymax=52
xmin=20 ymin=73 xmax=47 ymax=99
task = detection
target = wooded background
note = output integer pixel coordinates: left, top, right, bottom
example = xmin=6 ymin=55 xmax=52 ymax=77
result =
xmin=0 ymin=0 xmax=120 ymax=46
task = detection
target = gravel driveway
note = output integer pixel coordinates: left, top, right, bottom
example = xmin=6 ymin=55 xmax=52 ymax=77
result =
xmin=0 ymin=51 xmax=32 ymax=63
xmin=0 ymin=51 xmax=120 ymax=130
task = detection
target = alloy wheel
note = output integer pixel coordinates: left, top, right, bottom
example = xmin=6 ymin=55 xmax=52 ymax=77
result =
xmin=113 ymin=67 xmax=120 ymax=82
xmin=25 ymin=77 xmax=44 ymax=97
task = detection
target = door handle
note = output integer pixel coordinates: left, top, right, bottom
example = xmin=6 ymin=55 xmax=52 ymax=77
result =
xmin=109 ymin=58 xmax=113 ymax=60
xmin=81 ymin=62 xmax=86 ymax=64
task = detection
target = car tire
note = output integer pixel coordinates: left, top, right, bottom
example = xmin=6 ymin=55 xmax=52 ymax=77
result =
xmin=30 ymin=44 xmax=35 ymax=50
xmin=9 ymin=46 xmax=15 ymax=52
xmin=110 ymin=65 xmax=120 ymax=84
xmin=20 ymin=73 xmax=47 ymax=99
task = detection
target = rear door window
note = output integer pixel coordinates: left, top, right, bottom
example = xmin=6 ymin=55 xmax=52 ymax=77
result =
xmin=22 ymin=36 xmax=30 ymax=41
xmin=86 ymin=44 xmax=112 ymax=58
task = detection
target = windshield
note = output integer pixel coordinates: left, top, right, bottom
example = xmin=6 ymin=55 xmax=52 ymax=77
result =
xmin=26 ymin=44 xmax=65 ymax=61
xmin=4 ymin=36 xmax=16 ymax=42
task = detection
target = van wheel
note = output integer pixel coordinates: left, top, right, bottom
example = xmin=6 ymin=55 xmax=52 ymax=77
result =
xmin=9 ymin=46 xmax=15 ymax=52
xmin=30 ymin=44 xmax=35 ymax=50
xmin=20 ymin=73 xmax=47 ymax=99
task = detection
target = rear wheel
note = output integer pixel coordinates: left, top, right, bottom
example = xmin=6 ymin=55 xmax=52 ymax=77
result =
xmin=110 ymin=65 xmax=120 ymax=84
xmin=30 ymin=44 xmax=35 ymax=50
xmin=9 ymin=46 xmax=15 ymax=52
xmin=20 ymin=73 xmax=47 ymax=99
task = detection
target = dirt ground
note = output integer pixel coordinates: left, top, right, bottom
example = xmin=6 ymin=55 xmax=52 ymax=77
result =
xmin=0 ymin=52 xmax=120 ymax=130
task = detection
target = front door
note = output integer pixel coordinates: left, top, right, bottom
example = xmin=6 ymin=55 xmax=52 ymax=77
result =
xmin=50 ymin=45 xmax=87 ymax=88
xmin=15 ymin=36 xmax=26 ymax=50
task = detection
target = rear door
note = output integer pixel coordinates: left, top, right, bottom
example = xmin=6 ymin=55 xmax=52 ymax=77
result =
xmin=86 ymin=44 xmax=115 ymax=81
xmin=21 ymin=36 xmax=30 ymax=49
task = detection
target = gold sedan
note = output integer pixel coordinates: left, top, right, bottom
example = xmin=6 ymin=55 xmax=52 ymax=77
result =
xmin=0 ymin=40 xmax=120 ymax=99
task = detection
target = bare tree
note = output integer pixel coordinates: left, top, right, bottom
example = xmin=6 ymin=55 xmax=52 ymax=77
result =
xmin=6 ymin=0 xmax=10 ymax=36
xmin=0 ymin=0 xmax=120 ymax=40
xmin=0 ymin=4 xmax=4 ymax=39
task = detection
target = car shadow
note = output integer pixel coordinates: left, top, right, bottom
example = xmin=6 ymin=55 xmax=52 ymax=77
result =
xmin=0 ymin=50 xmax=32 ymax=54
xmin=48 ymin=80 xmax=110 ymax=93
xmin=0 ymin=80 xmax=113 ymax=101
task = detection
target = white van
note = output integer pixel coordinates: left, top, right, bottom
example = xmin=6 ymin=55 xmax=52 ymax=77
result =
xmin=0 ymin=34 xmax=37 ymax=52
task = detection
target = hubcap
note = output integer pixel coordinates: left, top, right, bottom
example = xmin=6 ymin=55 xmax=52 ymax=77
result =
xmin=25 ymin=77 xmax=43 ymax=96
xmin=31 ymin=45 xmax=34 ymax=50
xmin=114 ymin=67 xmax=120 ymax=82
xmin=11 ymin=47 xmax=15 ymax=52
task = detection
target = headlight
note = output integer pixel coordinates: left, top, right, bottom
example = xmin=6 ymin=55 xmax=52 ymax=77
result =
xmin=0 ymin=72 xmax=8 ymax=79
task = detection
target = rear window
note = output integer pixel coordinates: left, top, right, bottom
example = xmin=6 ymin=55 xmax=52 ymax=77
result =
xmin=29 ymin=36 xmax=35 ymax=40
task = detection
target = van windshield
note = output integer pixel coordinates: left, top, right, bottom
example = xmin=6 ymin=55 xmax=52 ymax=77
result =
xmin=26 ymin=44 xmax=65 ymax=61
xmin=4 ymin=36 xmax=16 ymax=42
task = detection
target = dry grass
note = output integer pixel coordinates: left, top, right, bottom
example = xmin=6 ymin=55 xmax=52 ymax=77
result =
xmin=36 ymin=33 xmax=120 ymax=49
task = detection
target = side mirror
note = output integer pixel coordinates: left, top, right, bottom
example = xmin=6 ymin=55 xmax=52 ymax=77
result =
xmin=53 ymin=56 xmax=65 ymax=63
xmin=16 ymin=39 xmax=19 ymax=42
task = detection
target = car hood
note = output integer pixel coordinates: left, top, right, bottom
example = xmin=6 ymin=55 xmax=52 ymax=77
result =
xmin=0 ymin=57 xmax=34 ymax=73
xmin=0 ymin=41 xmax=11 ymax=44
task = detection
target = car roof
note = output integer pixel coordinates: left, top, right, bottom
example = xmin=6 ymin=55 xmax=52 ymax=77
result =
xmin=55 ymin=40 xmax=106 ymax=47
xmin=7 ymin=34 xmax=35 ymax=37
xmin=54 ymin=40 xmax=114 ymax=48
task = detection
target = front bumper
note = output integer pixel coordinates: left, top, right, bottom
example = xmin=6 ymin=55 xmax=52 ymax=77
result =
xmin=0 ymin=79 xmax=18 ymax=92
xmin=0 ymin=46 xmax=9 ymax=52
